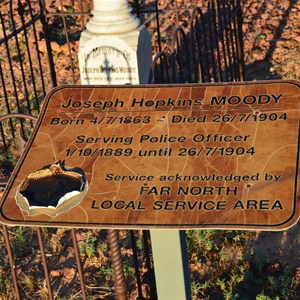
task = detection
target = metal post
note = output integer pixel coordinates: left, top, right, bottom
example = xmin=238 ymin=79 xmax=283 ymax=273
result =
xmin=150 ymin=230 xmax=191 ymax=300
xmin=108 ymin=230 xmax=128 ymax=300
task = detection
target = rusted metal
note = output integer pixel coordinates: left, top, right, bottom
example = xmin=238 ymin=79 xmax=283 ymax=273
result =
xmin=190 ymin=6 xmax=208 ymax=83
xmin=130 ymin=230 xmax=143 ymax=299
xmin=0 ymin=0 xmax=55 ymax=154
xmin=0 ymin=10 xmax=23 ymax=144
xmin=36 ymin=227 xmax=54 ymax=300
xmin=1 ymin=225 xmax=21 ymax=300
xmin=39 ymin=0 xmax=58 ymax=87
xmin=108 ymin=229 xmax=128 ymax=300
xmin=154 ymin=0 xmax=162 ymax=53
xmin=142 ymin=230 xmax=157 ymax=300
xmin=10 ymin=1 xmax=33 ymax=120
xmin=0 ymin=114 xmax=37 ymax=163
xmin=150 ymin=0 xmax=244 ymax=84
xmin=0 ymin=113 xmax=38 ymax=123
xmin=152 ymin=51 xmax=171 ymax=84
xmin=235 ymin=0 xmax=245 ymax=80
xmin=56 ymin=0 xmax=77 ymax=83
xmin=170 ymin=27 xmax=191 ymax=83
xmin=71 ymin=228 xmax=88 ymax=300
xmin=18 ymin=0 xmax=40 ymax=112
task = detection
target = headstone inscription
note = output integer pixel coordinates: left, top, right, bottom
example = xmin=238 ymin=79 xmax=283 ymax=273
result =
xmin=0 ymin=82 xmax=299 ymax=230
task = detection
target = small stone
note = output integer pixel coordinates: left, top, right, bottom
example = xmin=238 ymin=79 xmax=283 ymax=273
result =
xmin=50 ymin=270 xmax=62 ymax=277
xmin=51 ymin=41 xmax=61 ymax=52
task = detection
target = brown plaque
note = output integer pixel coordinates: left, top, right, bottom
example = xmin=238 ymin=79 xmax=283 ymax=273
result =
xmin=0 ymin=81 xmax=299 ymax=230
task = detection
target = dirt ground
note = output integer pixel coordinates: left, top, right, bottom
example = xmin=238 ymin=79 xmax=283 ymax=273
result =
xmin=243 ymin=0 xmax=300 ymax=80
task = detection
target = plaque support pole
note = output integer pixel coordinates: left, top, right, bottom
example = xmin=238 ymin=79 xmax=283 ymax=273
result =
xmin=150 ymin=230 xmax=192 ymax=300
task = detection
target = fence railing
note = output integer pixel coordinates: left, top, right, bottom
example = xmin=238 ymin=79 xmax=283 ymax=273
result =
xmin=0 ymin=1 xmax=244 ymax=299
xmin=151 ymin=0 xmax=244 ymax=84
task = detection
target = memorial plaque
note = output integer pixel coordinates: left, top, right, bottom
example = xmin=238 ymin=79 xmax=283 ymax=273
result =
xmin=0 ymin=81 xmax=299 ymax=230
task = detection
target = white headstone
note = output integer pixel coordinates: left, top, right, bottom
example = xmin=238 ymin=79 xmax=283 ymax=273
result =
xmin=78 ymin=0 xmax=152 ymax=85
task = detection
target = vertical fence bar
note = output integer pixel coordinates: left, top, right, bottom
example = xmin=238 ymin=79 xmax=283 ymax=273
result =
xmin=142 ymin=230 xmax=156 ymax=299
xmin=0 ymin=58 xmax=13 ymax=150
xmin=39 ymin=0 xmax=57 ymax=87
xmin=1 ymin=225 xmax=21 ymax=300
xmin=10 ymin=1 xmax=32 ymax=118
xmin=130 ymin=231 xmax=143 ymax=299
xmin=0 ymin=124 xmax=7 ymax=152
xmin=225 ymin=0 xmax=234 ymax=81
xmin=211 ymin=0 xmax=223 ymax=81
xmin=171 ymin=27 xmax=191 ymax=83
xmin=231 ymin=0 xmax=241 ymax=81
xmin=0 ymin=11 xmax=23 ymax=139
xmin=27 ymin=0 xmax=47 ymax=102
xmin=190 ymin=11 xmax=198 ymax=83
xmin=235 ymin=0 xmax=245 ymax=80
xmin=57 ymin=0 xmax=77 ymax=83
xmin=191 ymin=7 xmax=210 ymax=83
xmin=36 ymin=227 xmax=54 ymax=300
xmin=207 ymin=1 xmax=217 ymax=82
xmin=71 ymin=228 xmax=88 ymax=300
xmin=224 ymin=0 xmax=234 ymax=80
xmin=18 ymin=0 xmax=40 ymax=112
xmin=78 ymin=0 xmax=88 ymax=29
xmin=154 ymin=0 xmax=162 ymax=53
xmin=216 ymin=0 xmax=229 ymax=81
xmin=174 ymin=0 xmax=179 ymax=26
xmin=228 ymin=0 xmax=238 ymax=80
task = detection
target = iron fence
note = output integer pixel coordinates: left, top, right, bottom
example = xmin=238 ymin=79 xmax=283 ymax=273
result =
xmin=0 ymin=0 xmax=244 ymax=299
xmin=151 ymin=0 xmax=244 ymax=83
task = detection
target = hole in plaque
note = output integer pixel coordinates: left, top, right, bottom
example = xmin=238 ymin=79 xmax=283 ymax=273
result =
xmin=158 ymin=115 xmax=166 ymax=121
xmin=15 ymin=160 xmax=88 ymax=217
xmin=246 ymin=183 xmax=252 ymax=188
xmin=255 ymin=110 xmax=260 ymax=115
